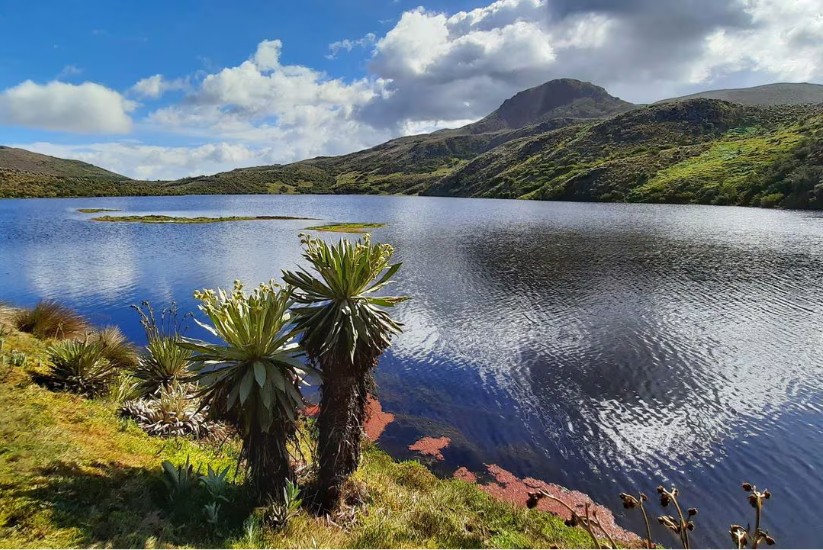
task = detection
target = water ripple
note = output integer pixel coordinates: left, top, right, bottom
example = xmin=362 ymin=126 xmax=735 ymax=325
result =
xmin=2 ymin=197 xmax=823 ymax=546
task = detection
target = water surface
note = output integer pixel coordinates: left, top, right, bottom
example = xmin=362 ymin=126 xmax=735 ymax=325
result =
xmin=2 ymin=195 xmax=822 ymax=547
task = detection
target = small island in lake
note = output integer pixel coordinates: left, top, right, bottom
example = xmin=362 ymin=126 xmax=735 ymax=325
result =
xmin=306 ymin=222 xmax=386 ymax=233
xmin=77 ymin=208 xmax=120 ymax=213
xmin=92 ymin=214 xmax=317 ymax=224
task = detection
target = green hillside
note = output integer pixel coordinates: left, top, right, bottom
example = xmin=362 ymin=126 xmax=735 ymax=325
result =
xmin=2 ymin=80 xmax=823 ymax=209
xmin=0 ymin=147 xmax=138 ymax=198
xmin=0 ymin=80 xmax=633 ymax=199
xmin=426 ymin=100 xmax=823 ymax=209
xmin=155 ymin=79 xmax=633 ymax=197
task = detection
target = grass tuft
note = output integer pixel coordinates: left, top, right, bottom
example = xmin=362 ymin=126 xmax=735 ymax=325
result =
xmin=15 ymin=301 xmax=91 ymax=341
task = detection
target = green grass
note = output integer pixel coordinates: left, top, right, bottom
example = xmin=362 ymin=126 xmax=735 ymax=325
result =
xmin=426 ymin=102 xmax=823 ymax=209
xmin=628 ymin=126 xmax=807 ymax=204
xmin=76 ymin=208 xmax=120 ymax=214
xmin=305 ymin=222 xmax=386 ymax=234
xmin=91 ymin=215 xmax=317 ymax=224
xmin=0 ymin=310 xmax=594 ymax=549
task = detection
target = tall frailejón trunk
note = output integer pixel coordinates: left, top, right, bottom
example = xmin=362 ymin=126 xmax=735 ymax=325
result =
xmin=245 ymin=424 xmax=294 ymax=503
xmin=316 ymin=355 xmax=375 ymax=511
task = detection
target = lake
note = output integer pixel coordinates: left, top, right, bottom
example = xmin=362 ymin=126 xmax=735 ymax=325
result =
xmin=2 ymin=194 xmax=822 ymax=547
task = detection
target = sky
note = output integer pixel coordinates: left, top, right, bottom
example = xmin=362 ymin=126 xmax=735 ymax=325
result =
xmin=0 ymin=0 xmax=822 ymax=180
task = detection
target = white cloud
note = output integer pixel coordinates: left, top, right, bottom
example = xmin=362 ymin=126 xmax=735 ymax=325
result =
xmin=192 ymin=41 xmax=377 ymax=117
xmin=16 ymin=141 xmax=279 ymax=180
xmin=326 ymin=32 xmax=377 ymax=59
xmin=56 ymin=64 xmax=82 ymax=79
xmin=0 ymin=80 xmax=135 ymax=133
xmin=131 ymin=74 xmax=189 ymax=99
xmin=251 ymin=39 xmax=283 ymax=71
xmin=135 ymin=38 xmax=391 ymax=170
xmin=688 ymin=0 xmax=823 ymax=84
xmin=359 ymin=0 xmax=575 ymax=127
xmin=360 ymin=0 xmax=823 ymax=125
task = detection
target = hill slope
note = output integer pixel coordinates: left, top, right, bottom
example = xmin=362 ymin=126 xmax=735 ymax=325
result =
xmin=426 ymin=99 xmax=823 ymax=209
xmin=3 ymin=80 xmax=823 ymax=209
xmin=1 ymin=79 xmax=633 ymax=199
xmin=0 ymin=146 xmax=125 ymax=178
xmin=658 ymin=83 xmax=823 ymax=106
xmin=169 ymin=79 xmax=635 ymax=196
xmin=0 ymin=146 xmax=135 ymax=198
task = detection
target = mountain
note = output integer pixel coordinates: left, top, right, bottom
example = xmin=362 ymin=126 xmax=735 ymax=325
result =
xmin=427 ymin=99 xmax=823 ymax=208
xmin=0 ymin=146 xmax=132 ymax=198
xmin=457 ymin=79 xmax=634 ymax=134
xmin=165 ymin=79 xmax=636 ymax=196
xmin=1 ymin=79 xmax=634 ymax=198
xmin=3 ymin=80 xmax=823 ymax=209
xmin=0 ymin=146 xmax=126 ymax=178
xmin=658 ymin=83 xmax=823 ymax=106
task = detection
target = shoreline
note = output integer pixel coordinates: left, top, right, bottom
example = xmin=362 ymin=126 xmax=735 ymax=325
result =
xmin=306 ymin=395 xmax=642 ymax=544
xmin=0 ymin=191 xmax=817 ymax=211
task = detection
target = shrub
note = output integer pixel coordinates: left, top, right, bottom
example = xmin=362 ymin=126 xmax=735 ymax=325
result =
xmin=90 ymin=326 xmax=139 ymax=370
xmin=759 ymin=192 xmax=785 ymax=208
xmin=109 ymin=371 xmax=141 ymax=403
xmin=15 ymin=301 xmax=90 ymax=340
xmin=160 ymin=456 xmax=199 ymax=507
xmin=46 ymin=339 xmax=117 ymax=396
xmin=200 ymin=464 xmax=232 ymax=503
xmin=182 ymin=280 xmax=310 ymax=502
xmin=133 ymin=336 xmax=193 ymax=397
xmin=120 ymin=381 xmax=217 ymax=438
xmin=261 ymin=480 xmax=302 ymax=530
xmin=0 ymin=323 xmax=11 ymax=351
xmin=132 ymin=300 xmax=191 ymax=342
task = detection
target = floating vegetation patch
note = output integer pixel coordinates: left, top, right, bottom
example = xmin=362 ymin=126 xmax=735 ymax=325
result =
xmin=305 ymin=222 xmax=385 ymax=233
xmin=92 ymin=214 xmax=317 ymax=224
xmin=77 ymin=208 xmax=120 ymax=213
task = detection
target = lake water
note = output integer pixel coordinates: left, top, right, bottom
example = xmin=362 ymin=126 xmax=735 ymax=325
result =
xmin=2 ymin=194 xmax=822 ymax=547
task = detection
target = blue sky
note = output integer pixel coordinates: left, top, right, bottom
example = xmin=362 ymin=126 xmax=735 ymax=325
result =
xmin=0 ymin=0 xmax=821 ymax=179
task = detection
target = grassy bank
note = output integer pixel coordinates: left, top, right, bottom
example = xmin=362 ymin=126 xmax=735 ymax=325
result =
xmin=0 ymin=306 xmax=593 ymax=549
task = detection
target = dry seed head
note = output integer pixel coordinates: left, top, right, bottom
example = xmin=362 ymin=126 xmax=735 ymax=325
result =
xmin=658 ymin=515 xmax=679 ymax=533
xmin=730 ymin=525 xmax=748 ymax=546
xmin=619 ymin=493 xmax=638 ymax=509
